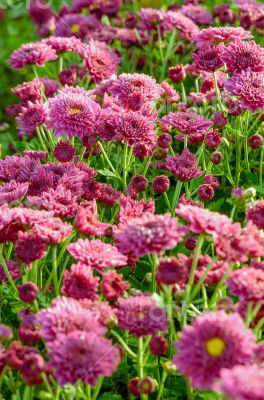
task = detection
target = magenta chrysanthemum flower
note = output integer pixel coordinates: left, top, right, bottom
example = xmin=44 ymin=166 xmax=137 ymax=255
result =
xmin=9 ymin=42 xmax=58 ymax=69
xmin=68 ymin=239 xmax=127 ymax=272
xmin=192 ymin=44 xmax=225 ymax=72
xmin=24 ymin=150 xmax=48 ymax=160
xmin=220 ymin=365 xmax=264 ymax=400
xmin=84 ymin=40 xmax=120 ymax=83
xmin=12 ymin=79 xmax=43 ymax=104
xmin=158 ymin=112 xmax=213 ymax=135
xmin=37 ymin=297 xmax=106 ymax=341
xmin=161 ymin=11 xmax=200 ymax=41
xmin=15 ymin=231 xmax=46 ymax=265
xmin=75 ymin=206 xmax=111 ymax=236
xmin=0 ymin=181 xmax=28 ymax=205
xmin=42 ymin=36 xmax=86 ymax=55
xmin=116 ymin=294 xmax=167 ymax=337
xmin=138 ymin=8 xmax=165 ymax=31
xmin=47 ymin=331 xmax=120 ymax=386
xmin=40 ymin=76 xmax=59 ymax=97
xmin=114 ymin=213 xmax=185 ymax=257
xmin=108 ymin=73 xmax=164 ymax=111
xmin=0 ymin=260 xmax=22 ymax=284
xmin=117 ymin=195 xmax=155 ymax=225
xmin=46 ymin=86 xmax=101 ymax=139
xmin=176 ymin=204 xmax=232 ymax=237
xmin=166 ymin=149 xmax=203 ymax=182
xmin=16 ymin=101 xmax=47 ymax=136
xmin=28 ymin=185 xmax=79 ymax=219
xmin=62 ymin=263 xmax=99 ymax=300
xmin=181 ymin=5 xmax=214 ymax=25
xmin=227 ymin=266 xmax=264 ymax=300
xmin=246 ymin=200 xmax=264 ymax=229
xmin=55 ymin=13 xmax=97 ymax=38
xmin=101 ymin=270 xmax=130 ymax=301
xmin=173 ymin=311 xmax=256 ymax=390
xmin=225 ymin=70 xmax=264 ymax=113
xmin=193 ymin=27 xmax=253 ymax=48
xmin=54 ymin=141 xmax=76 ymax=162
xmin=221 ymin=39 xmax=264 ymax=73
xmin=109 ymin=111 xmax=157 ymax=147
xmin=34 ymin=218 xmax=72 ymax=245
xmin=80 ymin=299 xmax=114 ymax=327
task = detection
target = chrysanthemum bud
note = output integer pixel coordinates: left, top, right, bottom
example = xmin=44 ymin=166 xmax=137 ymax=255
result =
xmin=131 ymin=175 xmax=148 ymax=192
xmin=248 ymin=134 xmax=263 ymax=149
xmin=210 ymin=151 xmax=222 ymax=164
xmin=18 ymin=282 xmax=38 ymax=303
xmin=163 ymin=361 xmax=177 ymax=373
xmin=197 ymin=184 xmax=215 ymax=201
xmin=158 ymin=133 xmax=172 ymax=149
xmin=152 ymin=176 xmax=170 ymax=193
xmin=202 ymin=174 xmax=220 ymax=190
xmin=54 ymin=140 xmax=75 ymax=162
xmin=185 ymin=236 xmax=197 ymax=250
xmin=169 ymin=65 xmax=186 ymax=83
xmin=149 ymin=335 xmax=168 ymax=356
xmin=137 ymin=377 xmax=158 ymax=394
xmin=128 ymin=377 xmax=140 ymax=396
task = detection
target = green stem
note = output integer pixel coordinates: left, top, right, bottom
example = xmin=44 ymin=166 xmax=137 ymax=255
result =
xmin=190 ymin=259 xmax=216 ymax=301
xmin=260 ymin=146 xmax=263 ymax=196
xmin=52 ymin=246 xmax=59 ymax=296
xmin=230 ymin=205 xmax=236 ymax=220
xmin=138 ymin=337 xmax=144 ymax=378
xmin=235 ymin=136 xmax=241 ymax=187
xmin=36 ymin=127 xmax=48 ymax=152
xmin=151 ymin=254 xmax=159 ymax=292
xmin=98 ymin=142 xmax=122 ymax=181
xmin=32 ymin=65 xmax=39 ymax=82
xmin=213 ymin=72 xmax=224 ymax=112
xmin=156 ymin=370 xmax=168 ymax=400
xmin=172 ymin=180 xmax=183 ymax=212
xmin=92 ymin=377 xmax=103 ymax=400
xmin=0 ymin=246 xmax=18 ymax=294
xmin=85 ymin=385 xmax=92 ymax=400
xmin=123 ymin=142 xmax=128 ymax=189
xmin=163 ymin=192 xmax=172 ymax=212
xmin=110 ymin=330 xmax=137 ymax=359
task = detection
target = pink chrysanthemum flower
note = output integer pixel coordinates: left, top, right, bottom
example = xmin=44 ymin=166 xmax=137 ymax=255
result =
xmin=246 ymin=200 xmax=264 ymax=229
xmin=37 ymin=297 xmax=106 ymax=342
xmin=158 ymin=112 xmax=213 ymax=135
xmin=62 ymin=263 xmax=99 ymax=300
xmin=109 ymin=111 xmax=157 ymax=147
xmin=220 ymin=365 xmax=264 ymax=400
xmin=24 ymin=150 xmax=48 ymax=160
xmin=75 ymin=205 xmax=111 ymax=236
xmin=42 ymin=36 xmax=86 ymax=55
xmin=15 ymin=207 xmax=54 ymax=228
xmin=181 ymin=5 xmax=214 ymax=25
xmin=192 ymin=44 xmax=225 ymax=72
xmin=138 ymin=8 xmax=165 ymax=31
xmin=101 ymin=270 xmax=130 ymax=300
xmin=34 ymin=218 xmax=72 ymax=245
xmin=16 ymin=101 xmax=47 ymax=136
xmin=173 ymin=311 xmax=256 ymax=390
xmin=28 ymin=185 xmax=79 ymax=219
xmin=108 ymin=73 xmax=164 ymax=111
xmin=114 ymin=213 xmax=185 ymax=257
xmin=47 ymin=331 xmax=120 ymax=386
xmin=193 ymin=27 xmax=253 ymax=48
xmin=80 ymin=299 xmax=114 ymax=327
xmin=40 ymin=76 xmax=59 ymax=97
xmin=84 ymin=40 xmax=120 ymax=83
xmin=12 ymin=80 xmax=43 ymax=104
xmin=117 ymin=195 xmax=155 ymax=225
xmin=9 ymin=42 xmax=58 ymax=69
xmin=54 ymin=141 xmax=76 ymax=163
xmin=221 ymin=39 xmax=264 ymax=73
xmin=46 ymin=86 xmax=101 ymax=139
xmin=15 ymin=231 xmax=46 ymax=265
xmin=166 ymin=149 xmax=203 ymax=182
xmin=227 ymin=266 xmax=264 ymax=300
xmin=116 ymin=294 xmax=167 ymax=337
xmin=161 ymin=11 xmax=200 ymax=41
xmin=68 ymin=239 xmax=127 ymax=272
xmin=176 ymin=204 xmax=232 ymax=237
xmin=0 ymin=181 xmax=28 ymax=205
xmin=55 ymin=13 xmax=100 ymax=38
xmin=0 ymin=260 xmax=22 ymax=283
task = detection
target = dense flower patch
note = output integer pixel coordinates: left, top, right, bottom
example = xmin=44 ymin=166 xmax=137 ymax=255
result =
xmin=0 ymin=0 xmax=264 ymax=399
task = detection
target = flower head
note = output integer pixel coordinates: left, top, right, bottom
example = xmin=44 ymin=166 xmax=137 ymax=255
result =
xmin=192 ymin=44 xmax=225 ymax=72
xmin=193 ymin=27 xmax=253 ymax=48
xmin=16 ymin=101 xmax=47 ymax=136
xmin=54 ymin=141 xmax=76 ymax=162
xmin=246 ymin=200 xmax=264 ymax=229
xmin=114 ymin=213 xmax=184 ymax=257
xmin=9 ymin=42 xmax=58 ymax=69
xmin=0 ymin=181 xmax=28 ymax=205
xmin=116 ymin=294 xmax=167 ymax=337
xmin=15 ymin=231 xmax=46 ymax=265
xmin=166 ymin=149 xmax=203 ymax=182
xmin=221 ymin=39 xmax=264 ymax=73
xmin=173 ymin=311 xmax=256 ymax=389
xmin=34 ymin=218 xmax=72 ymax=245
xmin=158 ymin=112 xmax=213 ymax=135
xmin=62 ymin=263 xmax=99 ymax=300
xmin=47 ymin=331 xmax=120 ymax=386
xmin=101 ymin=270 xmax=130 ymax=300
xmin=227 ymin=266 xmax=264 ymax=300
xmin=68 ymin=239 xmax=127 ymax=272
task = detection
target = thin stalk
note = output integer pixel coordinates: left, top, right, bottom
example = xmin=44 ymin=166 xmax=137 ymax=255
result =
xmin=110 ymin=330 xmax=137 ymax=358
xmin=163 ymin=192 xmax=172 ymax=212
xmin=172 ymin=180 xmax=183 ymax=212
xmin=180 ymin=82 xmax=187 ymax=103
xmin=36 ymin=127 xmax=48 ymax=152
xmin=123 ymin=142 xmax=128 ymax=189
xmin=213 ymin=72 xmax=224 ymax=112
xmin=137 ymin=337 xmax=144 ymax=378
xmin=85 ymin=385 xmax=92 ymax=400
xmin=190 ymin=260 xmax=216 ymax=301
xmin=32 ymin=65 xmax=39 ymax=82
xmin=98 ymin=142 xmax=122 ymax=181
xmin=156 ymin=370 xmax=168 ymax=400
xmin=92 ymin=377 xmax=103 ymax=400
xmin=0 ymin=246 xmax=18 ymax=294
xmin=52 ymin=246 xmax=59 ymax=296
xmin=59 ymin=57 xmax=63 ymax=73
xmin=151 ymin=254 xmax=159 ymax=292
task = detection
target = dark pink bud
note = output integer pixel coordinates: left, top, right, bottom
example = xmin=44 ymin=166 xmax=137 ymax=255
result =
xmin=201 ymin=78 xmax=214 ymax=94
xmin=228 ymin=100 xmax=243 ymax=116
xmin=18 ymin=282 xmax=38 ymax=303
xmin=197 ymin=184 xmax=214 ymax=201
xmin=205 ymin=130 xmax=222 ymax=149
xmin=210 ymin=151 xmax=222 ymax=164
xmin=248 ymin=134 xmax=263 ymax=149
xmin=202 ymin=174 xmax=220 ymax=190
xmin=133 ymin=143 xmax=150 ymax=159
xmin=131 ymin=175 xmax=148 ymax=192
xmin=185 ymin=236 xmax=197 ymax=250
xmin=54 ymin=140 xmax=75 ymax=162
xmin=212 ymin=111 xmax=228 ymax=127
xmin=59 ymin=68 xmax=77 ymax=86
xmin=82 ymin=135 xmax=96 ymax=148
xmin=149 ymin=335 xmax=168 ymax=356
xmin=128 ymin=377 xmax=140 ymax=396
xmin=137 ymin=377 xmax=156 ymax=395
xmin=168 ymin=65 xmax=186 ymax=83
xmin=154 ymin=147 xmax=169 ymax=160
xmin=152 ymin=176 xmax=170 ymax=193
xmin=158 ymin=133 xmax=172 ymax=149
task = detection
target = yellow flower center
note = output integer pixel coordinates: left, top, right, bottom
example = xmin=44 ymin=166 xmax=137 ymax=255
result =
xmin=71 ymin=24 xmax=80 ymax=33
xmin=206 ymin=337 xmax=225 ymax=356
xmin=70 ymin=107 xmax=81 ymax=114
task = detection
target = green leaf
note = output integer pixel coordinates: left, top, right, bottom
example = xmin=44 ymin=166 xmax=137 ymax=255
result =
xmin=98 ymin=169 xmax=118 ymax=179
